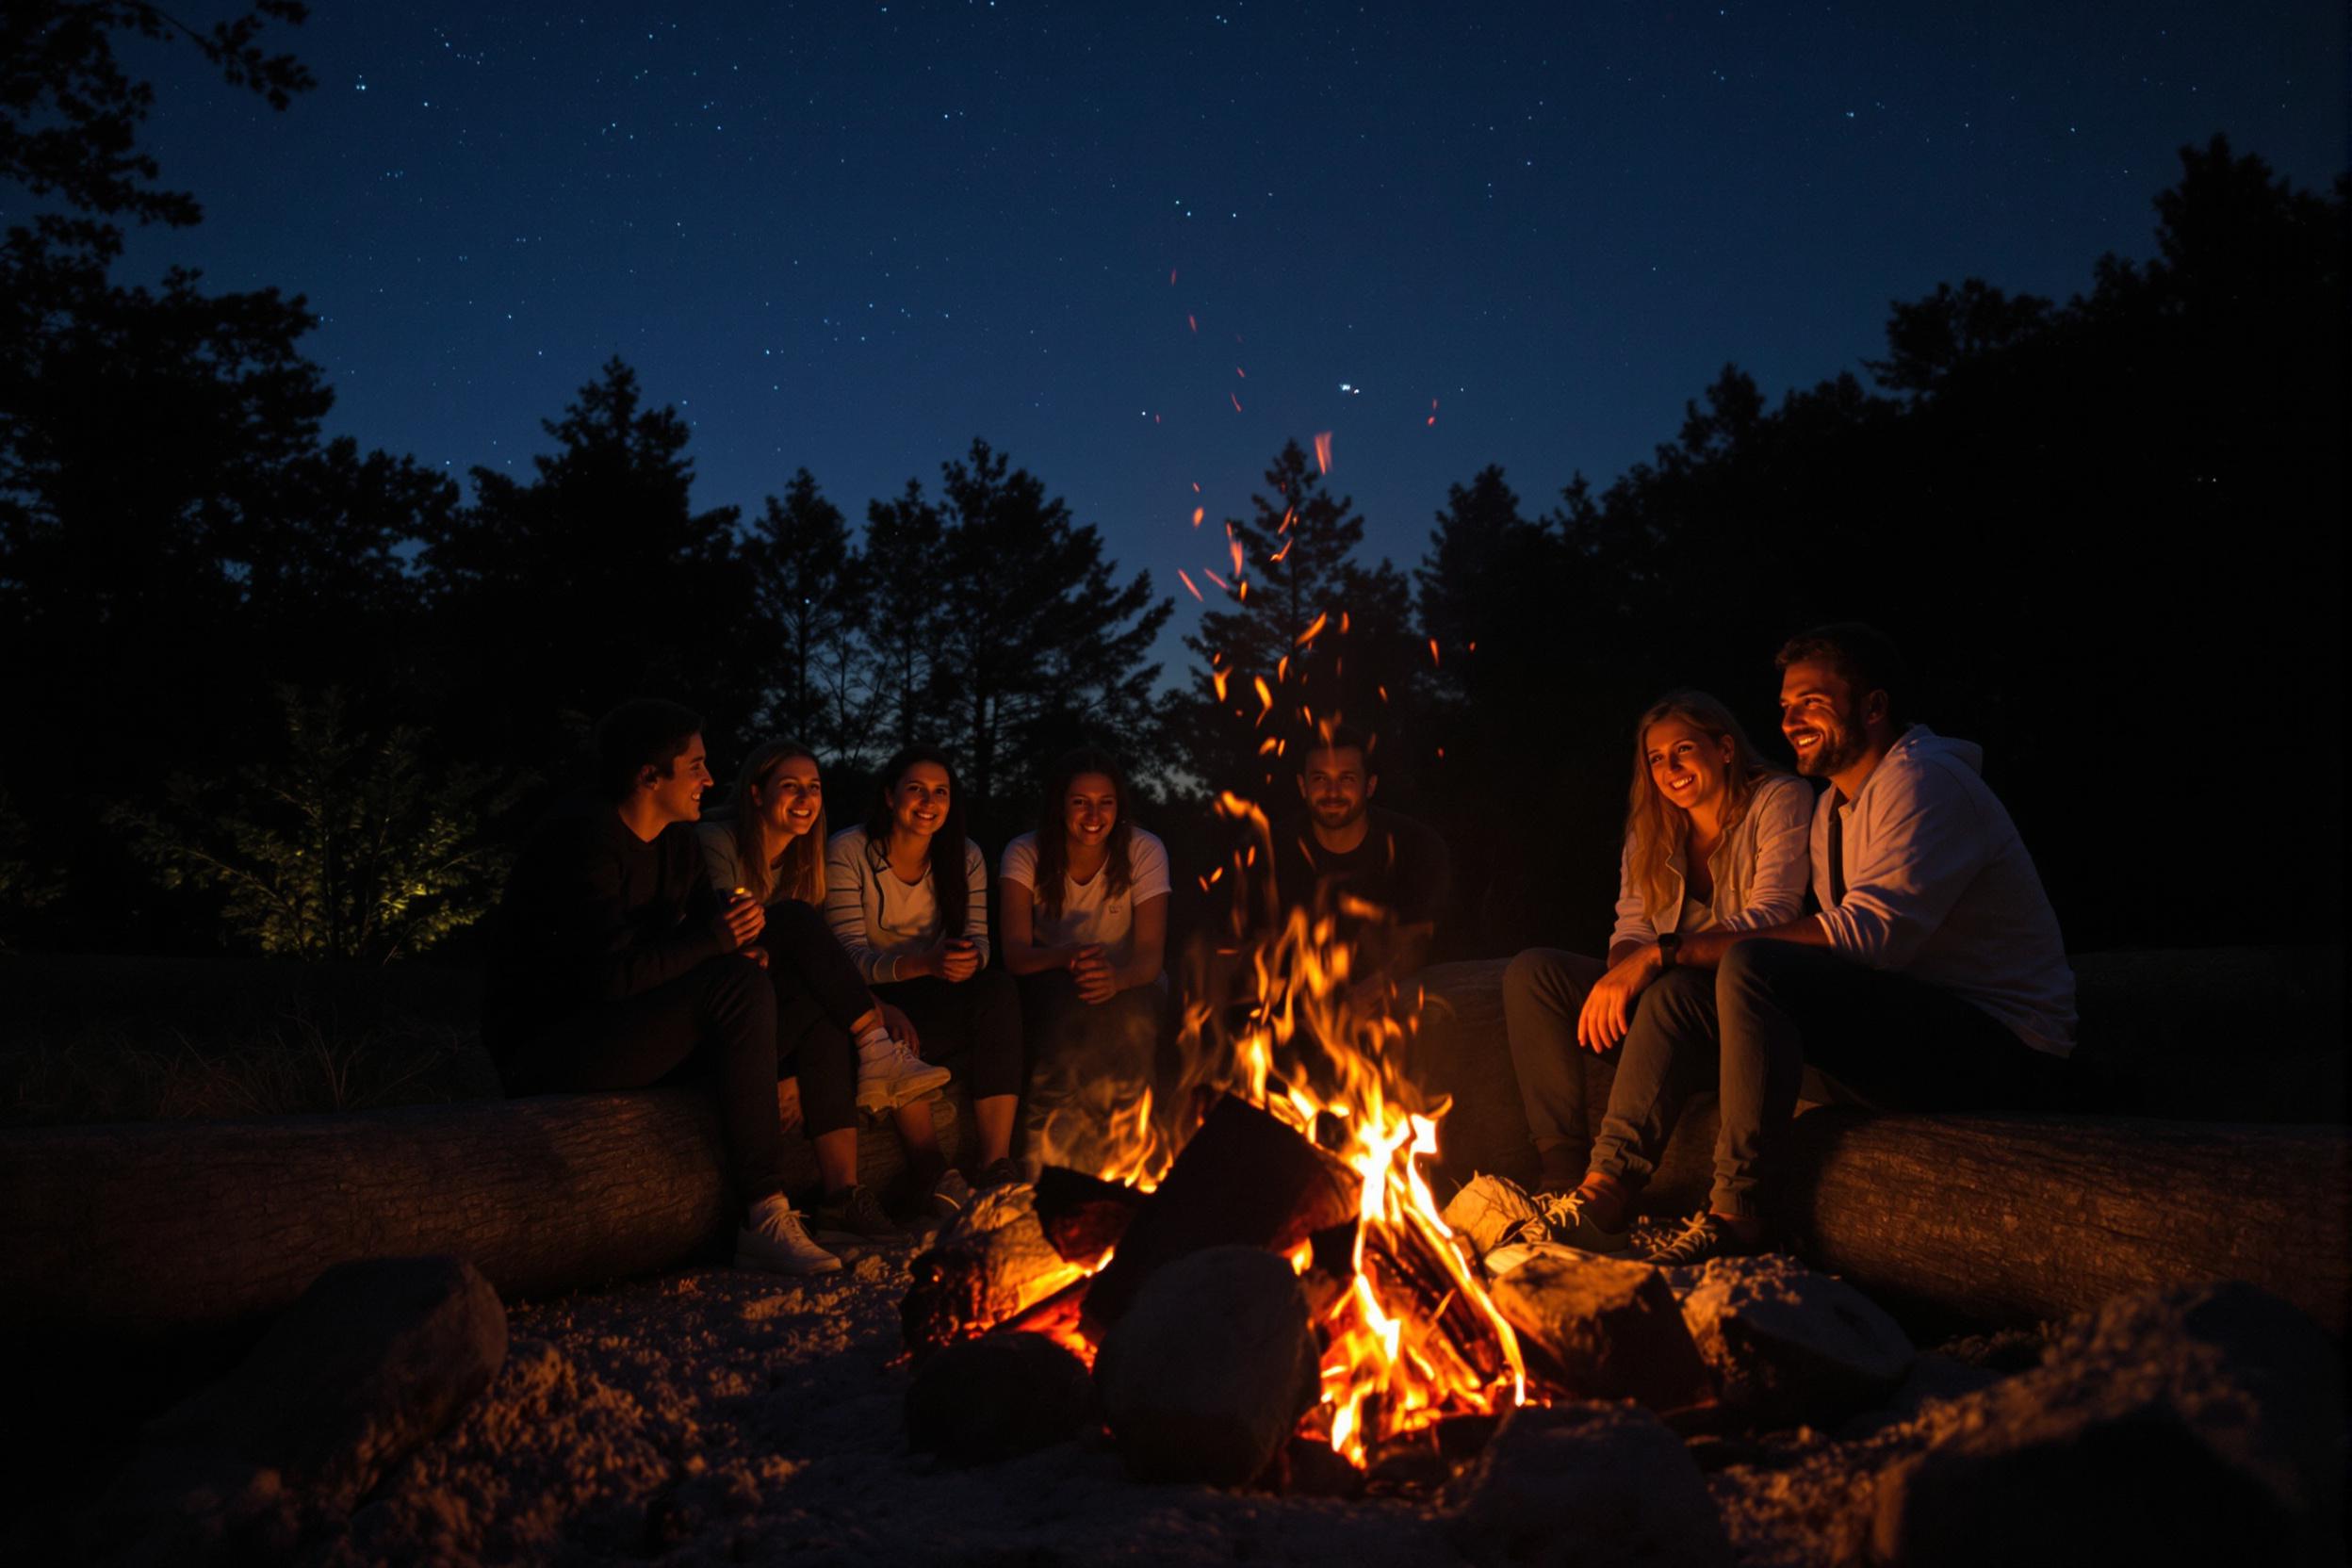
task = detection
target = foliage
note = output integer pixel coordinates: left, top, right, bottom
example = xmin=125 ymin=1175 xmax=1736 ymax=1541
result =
xmin=0 ymin=787 xmax=65 ymax=948
xmin=109 ymin=688 xmax=529 ymax=962
xmin=748 ymin=469 xmax=879 ymax=766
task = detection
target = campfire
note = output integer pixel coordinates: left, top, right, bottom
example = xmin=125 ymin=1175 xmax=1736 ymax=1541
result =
xmin=904 ymin=795 xmax=1526 ymax=1480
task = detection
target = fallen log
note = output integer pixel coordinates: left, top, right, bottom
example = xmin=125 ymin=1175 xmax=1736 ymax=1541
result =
xmin=0 ymin=1087 xmax=958 ymax=1343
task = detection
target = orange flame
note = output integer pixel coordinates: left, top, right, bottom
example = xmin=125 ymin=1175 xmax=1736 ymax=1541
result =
xmin=1296 ymin=611 xmax=1329 ymax=645
xmin=1313 ymin=432 xmax=1333 ymax=474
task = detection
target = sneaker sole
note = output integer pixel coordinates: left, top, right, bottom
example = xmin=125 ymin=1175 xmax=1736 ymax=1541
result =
xmin=737 ymin=1250 xmax=841 ymax=1275
xmin=814 ymin=1225 xmax=912 ymax=1247
xmin=889 ymin=1071 xmax=953 ymax=1108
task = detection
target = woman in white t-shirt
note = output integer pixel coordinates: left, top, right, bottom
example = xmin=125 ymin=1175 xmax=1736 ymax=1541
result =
xmin=999 ymin=747 xmax=1171 ymax=1174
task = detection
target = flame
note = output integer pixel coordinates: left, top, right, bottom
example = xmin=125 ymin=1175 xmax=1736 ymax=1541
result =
xmin=1313 ymin=432 xmax=1333 ymax=474
xmin=1060 ymin=792 xmax=1526 ymax=1467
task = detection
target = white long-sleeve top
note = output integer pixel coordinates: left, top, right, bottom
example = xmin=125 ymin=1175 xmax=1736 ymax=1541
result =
xmin=824 ymin=825 xmax=990 ymax=985
xmin=1811 ymin=726 xmax=2076 ymax=1055
xmin=1610 ymin=773 xmax=1815 ymax=948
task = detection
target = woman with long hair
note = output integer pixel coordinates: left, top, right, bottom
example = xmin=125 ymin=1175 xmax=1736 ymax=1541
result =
xmin=824 ymin=745 xmax=1024 ymax=1193
xmin=1501 ymin=690 xmax=1811 ymax=1195
xmin=998 ymin=747 xmax=1170 ymax=1173
xmin=698 ymin=739 xmax=950 ymax=1249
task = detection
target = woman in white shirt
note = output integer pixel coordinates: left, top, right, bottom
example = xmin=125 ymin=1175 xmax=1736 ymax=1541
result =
xmin=1503 ymin=691 xmax=1811 ymax=1193
xmin=698 ymin=738 xmax=951 ymax=1245
xmin=999 ymin=748 xmax=1170 ymax=1174
xmin=825 ymin=746 xmax=1023 ymax=1191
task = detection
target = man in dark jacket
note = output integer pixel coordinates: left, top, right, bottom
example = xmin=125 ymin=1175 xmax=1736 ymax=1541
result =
xmin=484 ymin=698 xmax=837 ymax=1275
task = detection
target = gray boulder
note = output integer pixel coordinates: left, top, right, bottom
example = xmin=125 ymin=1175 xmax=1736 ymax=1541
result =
xmin=1869 ymin=1282 xmax=2344 ymax=1567
xmin=1448 ymin=1401 xmax=1731 ymax=1568
xmin=92 ymin=1253 xmax=507 ymax=1565
xmin=1673 ymin=1253 xmax=1914 ymax=1426
xmin=1095 ymin=1244 xmax=1319 ymax=1485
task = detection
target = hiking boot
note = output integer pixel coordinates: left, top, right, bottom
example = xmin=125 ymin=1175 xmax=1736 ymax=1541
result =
xmin=1508 ymin=1187 xmax=1635 ymax=1257
xmin=1643 ymin=1212 xmax=1764 ymax=1269
xmin=975 ymin=1156 xmax=1022 ymax=1191
xmin=858 ymin=1033 xmax=951 ymax=1111
xmin=929 ymin=1167 xmax=973 ymax=1219
xmin=814 ymin=1183 xmax=910 ymax=1247
xmin=735 ymin=1195 xmax=841 ymax=1275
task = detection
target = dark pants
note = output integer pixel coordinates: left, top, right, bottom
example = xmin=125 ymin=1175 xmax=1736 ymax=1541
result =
xmin=758 ymin=900 xmax=868 ymax=1137
xmin=1018 ymin=970 xmax=1166 ymax=1170
xmin=1590 ymin=939 xmax=2055 ymax=1221
xmin=504 ymin=954 xmax=781 ymax=1212
xmin=873 ymin=967 xmax=1024 ymax=1102
xmin=1501 ymin=948 xmax=1610 ymax=1188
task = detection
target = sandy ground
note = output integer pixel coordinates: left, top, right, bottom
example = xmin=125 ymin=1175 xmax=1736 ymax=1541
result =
xmin=316 ymin=1238 xmax=2004 ymax=1568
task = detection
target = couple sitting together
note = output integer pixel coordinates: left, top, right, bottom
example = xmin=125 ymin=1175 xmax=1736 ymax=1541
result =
xmin=1500 ymin=622 xmax=2075 ymax=1268
xmin=480 ymin=703 xmax=1168 ymax=1277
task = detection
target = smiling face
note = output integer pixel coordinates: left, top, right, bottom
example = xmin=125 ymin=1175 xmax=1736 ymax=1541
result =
xmin=645 ymin=735 xmax=713 ymax=825
xmin=887 ymin=760 xmax=953 ymax=841
xmin=1298 ymin=745 xmax=1374 ymax=832
xmin=754 ymin=753 xmax=823 ymax=842
xmin=1644 ymin=716 xmax=1736 ymax=818
xmin=1778 ymin=659 xmax=1872 ymax=779
xmin=1063 ymin=771 xmax=1119 ymax=852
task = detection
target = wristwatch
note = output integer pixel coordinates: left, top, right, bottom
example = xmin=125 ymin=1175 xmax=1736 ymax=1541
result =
xmin=1657 ymin=932 xmax=1681 ymax=970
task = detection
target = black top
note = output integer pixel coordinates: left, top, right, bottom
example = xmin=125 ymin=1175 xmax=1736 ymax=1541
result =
xmin=1262 ymin=805 xmax=1453 ymax=952
xmin=482 ymin=794 xmax=727 ymax=1053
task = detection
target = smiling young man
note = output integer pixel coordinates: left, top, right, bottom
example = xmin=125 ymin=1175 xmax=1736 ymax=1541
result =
xmin=1519 ymin=625 xmax=2075 ymax=1267
xmin=483 ymin=698 xmax=839 ymax=1277
xmin=1262 ymin=726 xmax=1454 ymax=992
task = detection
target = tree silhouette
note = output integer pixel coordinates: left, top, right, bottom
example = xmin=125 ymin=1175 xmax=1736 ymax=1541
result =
xmin=417 ymin=359 xmax=759 ymax=776
xmin=1177 ymin=439 xmax=1426 ymax=805
xmin=747 ymin=469 xmax=877 ymax=765
xmin=929 ymin=439 xmax=1171 ymax=827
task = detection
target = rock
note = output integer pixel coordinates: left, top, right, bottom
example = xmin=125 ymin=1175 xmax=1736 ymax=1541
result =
xmin=1869 ymin=1282 xmax=2344 ymax=1568
xmin=901 ymin=1183 xmax=1089 ymax=1357
xmin=1674 ymin=1254 xmax=1915 ymax=1426
xmin=905 ymin=1331 xmax=1095 ymax=1465
xmin=92 ymin=1254 xmax=507 ymax=1565
xmin=1095 ymin=1245 xmax=1319 ymax=1485
xmin=1488 ymin=1249 xmax=1715 ymax=1412
xmin=1442 ymin=1173 xmax=1542 ymax=1257
xmin=1447 ymin=1401 xmax=1732 ymax=1568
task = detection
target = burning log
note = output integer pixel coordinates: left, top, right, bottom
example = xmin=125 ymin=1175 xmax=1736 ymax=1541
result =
xmin=1030 ymin=1165 xmax=1148 ymax=1266
xmin=902 ymin=1184 xmax=1092 ymax=1359
xmin=1080 ymin=1094 xmax=1360 ymax=1333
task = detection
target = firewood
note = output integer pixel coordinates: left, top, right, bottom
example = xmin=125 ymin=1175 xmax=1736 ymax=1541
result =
xmin=1081 ymin=1093 xmax=1362 ymax=1332
xmin=1029 ymin=1166 xmax=1146 ymax=1266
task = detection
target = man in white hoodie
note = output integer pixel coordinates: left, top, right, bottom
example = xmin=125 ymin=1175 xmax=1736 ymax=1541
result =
xmin=1520 ymin=624 xmax=2075 ymax=1268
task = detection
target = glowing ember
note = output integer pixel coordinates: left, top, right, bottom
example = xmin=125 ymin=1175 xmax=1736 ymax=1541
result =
xmin=1179 ymin=569 xmax=1203 ymax=602
xmin=1313 ymin=431 xmax=1333 ymax=474
xmin=1296 ymin=611 xmax=1329 ymax=645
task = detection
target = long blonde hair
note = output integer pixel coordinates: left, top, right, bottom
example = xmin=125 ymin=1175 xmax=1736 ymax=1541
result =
xmin=1623 ymin=690 xmax=1782 ymax=922
xmin=724 ymin=739 xmax=828 ymax=906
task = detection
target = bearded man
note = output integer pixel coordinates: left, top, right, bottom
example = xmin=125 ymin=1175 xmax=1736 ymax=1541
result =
xmin=1259 ymin=725 xmax=1453 ymax=999
xmin=1515 ymin=624 xmax=2075 ymax=1268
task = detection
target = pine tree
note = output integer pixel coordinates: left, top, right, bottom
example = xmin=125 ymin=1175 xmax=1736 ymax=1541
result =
xmin=748 ymin=469 xmax=876 ymax=763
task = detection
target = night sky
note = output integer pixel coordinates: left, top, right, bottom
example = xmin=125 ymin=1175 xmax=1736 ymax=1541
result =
xmin=118 ymin=1 xmax=2344 ymax=673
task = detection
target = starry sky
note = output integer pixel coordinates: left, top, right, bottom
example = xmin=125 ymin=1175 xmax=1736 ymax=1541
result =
xmin=116 ymin=0 xmax=2344 ymax=675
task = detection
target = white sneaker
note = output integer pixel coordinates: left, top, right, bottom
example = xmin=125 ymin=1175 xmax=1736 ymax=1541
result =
xmin=735 ymin=1194 xmax=841 ymax=1275
xmin=859 ymin=1034 xmax=951 ymax=1109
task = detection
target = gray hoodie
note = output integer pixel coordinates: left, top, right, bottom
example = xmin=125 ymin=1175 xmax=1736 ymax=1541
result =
xmin=1812 ymin=726 xmax=2077 ymax=1055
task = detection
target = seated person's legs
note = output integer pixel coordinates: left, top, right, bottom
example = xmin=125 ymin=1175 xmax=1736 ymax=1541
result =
xmin=1018 ymin=969 xmax=1162 ymax=1174
xmin=1502 ymin=948 xmax=1610 ymax=1191
xmin=875 ymin=968 xmax=1026 ymax=1184
xmin=509 ymin=956 xmax=783 ymax=1217
xmin=1545 ymin=966 xmax=1720 ymax=1248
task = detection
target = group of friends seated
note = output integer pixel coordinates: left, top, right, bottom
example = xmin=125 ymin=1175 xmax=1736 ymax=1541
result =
xmin=479 ymin=619 xmax=2074 ymax=1280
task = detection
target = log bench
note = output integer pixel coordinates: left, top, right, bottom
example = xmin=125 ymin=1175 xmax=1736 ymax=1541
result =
xmin=1411 ymin=948 xmax=2349 ymax=1335
xmin=1 ymin=949 xmax=2342 ymax=1345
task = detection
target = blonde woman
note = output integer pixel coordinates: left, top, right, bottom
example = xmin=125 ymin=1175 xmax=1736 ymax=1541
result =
xmin=1502 ymin=691 xmax=1811 ymax=1195
xmin=699 ymin=739 xmax=948 ymax=1247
